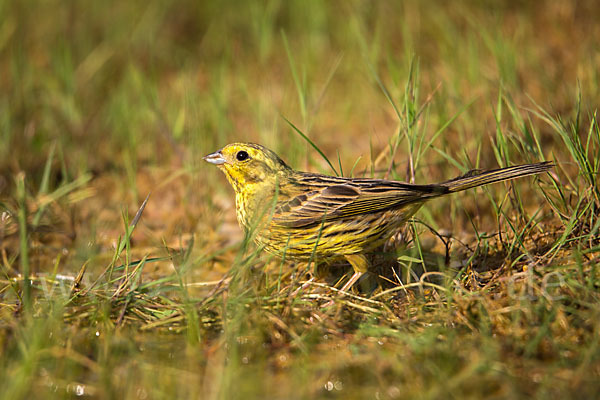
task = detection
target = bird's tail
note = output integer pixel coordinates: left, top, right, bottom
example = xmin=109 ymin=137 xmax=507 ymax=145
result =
xmin=440 ymin=161 xmax=553 ymax=193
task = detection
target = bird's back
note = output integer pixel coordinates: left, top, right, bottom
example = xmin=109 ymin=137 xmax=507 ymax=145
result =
xmin=255 ymin=162 xmax=553 ymax=261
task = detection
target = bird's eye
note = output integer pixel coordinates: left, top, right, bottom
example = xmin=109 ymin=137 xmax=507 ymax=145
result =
xmin=236 ymin=151 xmax=249 ymax=161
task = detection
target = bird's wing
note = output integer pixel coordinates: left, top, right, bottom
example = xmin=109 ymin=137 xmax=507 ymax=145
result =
xmin=273 ymin=181 xmax=443 ymax=228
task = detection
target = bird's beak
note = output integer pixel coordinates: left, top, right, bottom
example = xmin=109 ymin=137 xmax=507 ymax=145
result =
xmin=203 ymin=151 xmax=226 ymax=165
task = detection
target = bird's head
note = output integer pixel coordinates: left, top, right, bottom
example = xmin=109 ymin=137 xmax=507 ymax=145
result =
xmin=203 ymin=143 xmax=291 ymax=193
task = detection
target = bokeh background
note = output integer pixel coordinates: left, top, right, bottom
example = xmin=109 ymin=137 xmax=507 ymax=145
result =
xmin=2 ymin=0 xmax=596 ymax=261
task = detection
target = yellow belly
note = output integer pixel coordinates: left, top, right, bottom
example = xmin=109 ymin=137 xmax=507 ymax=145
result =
xmin=254 ymin=203 xmax=424 ymax=262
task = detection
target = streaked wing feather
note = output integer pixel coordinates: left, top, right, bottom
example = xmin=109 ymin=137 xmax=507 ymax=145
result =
xmin=274 ymin=185 xmax=359 ymax=227
xmin=273 ymin=182 xmax=435 ymax=228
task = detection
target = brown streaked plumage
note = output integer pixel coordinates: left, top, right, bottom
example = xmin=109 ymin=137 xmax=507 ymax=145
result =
xmin=204 ymin=143 xmax=553 ymax=292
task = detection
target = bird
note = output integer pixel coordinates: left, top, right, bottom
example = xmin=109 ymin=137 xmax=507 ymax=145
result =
xmin=204 ymin=142 xmax=552 ymax=293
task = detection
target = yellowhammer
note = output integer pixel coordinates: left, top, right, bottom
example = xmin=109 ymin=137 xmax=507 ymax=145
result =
xmin=204 ymin=143 xmax=552 ymax=292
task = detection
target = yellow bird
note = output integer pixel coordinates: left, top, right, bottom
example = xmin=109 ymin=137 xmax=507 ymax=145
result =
xmin=204 ymin=143 xmax=552 ymax=292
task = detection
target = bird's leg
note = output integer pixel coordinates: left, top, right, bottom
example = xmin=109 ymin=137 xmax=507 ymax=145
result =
xmin=322 ymin=254 xmax=369 ymax=307
xmin=339 ymin=254 xmax=369 ymax=293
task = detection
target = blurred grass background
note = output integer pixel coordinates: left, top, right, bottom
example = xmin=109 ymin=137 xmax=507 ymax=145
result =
xmin=0 ymin=0 xmax=599 ymax=398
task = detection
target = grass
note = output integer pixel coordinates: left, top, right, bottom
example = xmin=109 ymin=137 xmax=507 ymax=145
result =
xmin=1 ymin=0 xmax=600 ymax=398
